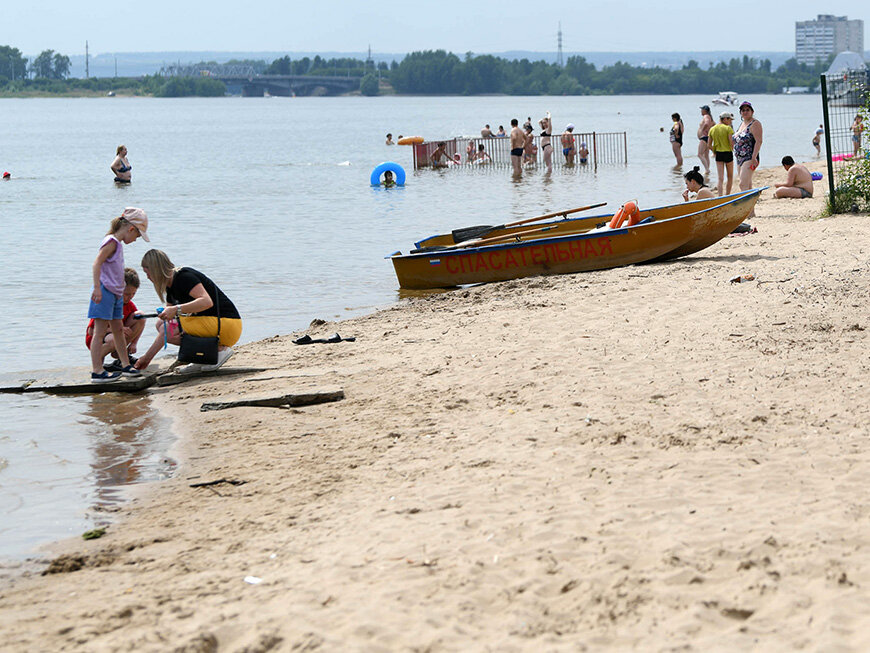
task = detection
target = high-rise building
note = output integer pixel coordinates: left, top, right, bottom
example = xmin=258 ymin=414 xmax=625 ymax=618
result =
xmin=795 ymin=15 xmax=864 ymax=65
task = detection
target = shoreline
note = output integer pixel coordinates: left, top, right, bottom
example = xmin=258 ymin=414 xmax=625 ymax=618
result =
xmin=3 ymin=164 xmax=870 ymax=649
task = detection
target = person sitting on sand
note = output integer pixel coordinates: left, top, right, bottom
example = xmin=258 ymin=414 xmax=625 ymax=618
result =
xmin=682 ymin=166 xmax=715 ymax=201
xmin=134 ymin=249 xmax=242 ymax=373
xmin=86 ymin=267 xmax=147 ymax=372
xmin=430 ymin=142 xmax=451 ymax=168
xmin=773 ymin=156 xmax=814 ymax=199
xmin=382 ymin=170 xmax=396 ymax=188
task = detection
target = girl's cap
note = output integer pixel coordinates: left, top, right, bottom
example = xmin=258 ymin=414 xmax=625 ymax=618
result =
xmin=122 ymin=207 xmax=150 ymax=241
xmin=2 ymin=172 xmax=9 ymax=178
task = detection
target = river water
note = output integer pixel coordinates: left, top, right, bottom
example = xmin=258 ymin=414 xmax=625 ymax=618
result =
xmin=0 ymin=93 xmax=823 ymax=562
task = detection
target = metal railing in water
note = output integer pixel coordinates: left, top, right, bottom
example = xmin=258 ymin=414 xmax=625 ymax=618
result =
xmin=410 ymin=132 xmax=628 ymax=170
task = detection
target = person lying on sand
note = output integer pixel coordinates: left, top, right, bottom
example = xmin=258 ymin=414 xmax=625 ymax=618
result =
xmin=773 ymin=156 xmax=813 ymax=199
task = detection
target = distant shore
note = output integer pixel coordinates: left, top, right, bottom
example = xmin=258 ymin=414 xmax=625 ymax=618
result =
xmin=4 ymin=162 xmax=870 ymax=650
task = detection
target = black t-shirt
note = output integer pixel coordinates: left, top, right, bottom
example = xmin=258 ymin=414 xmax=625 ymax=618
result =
xmin=167 ymin=267 xmax=240 ymax=319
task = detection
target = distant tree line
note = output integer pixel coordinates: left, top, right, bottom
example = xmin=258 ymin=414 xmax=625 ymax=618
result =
xmin=387 ymin=50 xmax=832 ymax=95
xmin=0 ymin=44 xmax=837 ymax=97
xmin=0 ymin=46 xmax=70 ymax=82
xmin=264 ymin=55 xmax=390 ymax=77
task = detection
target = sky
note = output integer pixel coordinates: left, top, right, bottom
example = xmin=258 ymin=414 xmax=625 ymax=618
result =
xmin=3 ymin=1 xmax=867 ymax=56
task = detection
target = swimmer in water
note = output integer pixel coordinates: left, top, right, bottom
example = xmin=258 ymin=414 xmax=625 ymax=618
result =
xmin=474 ymin=144 xmax=492 ymax=163
xmin=429 ymin=142 xmax=451 ymax=168
xmin=382 ymin=170 xmax=396 ymax=188
xmin=578 ymin=141 xmax=589 ymax=164
xmin=111 ymin=145 xmax=132 ymax=183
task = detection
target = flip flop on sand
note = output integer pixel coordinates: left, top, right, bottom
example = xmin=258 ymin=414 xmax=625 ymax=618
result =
xmin=292 ymin=333 xmax=356 ymax=345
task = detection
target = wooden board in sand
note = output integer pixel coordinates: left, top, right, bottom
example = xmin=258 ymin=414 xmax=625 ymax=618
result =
xmin=0 ymin=366 xmax=268 ymax=395
xmin=0 ymin=371 xmax=158 ymax=395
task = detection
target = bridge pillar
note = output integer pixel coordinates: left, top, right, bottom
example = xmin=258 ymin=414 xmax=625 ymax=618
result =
xmin=241 ymin=84 xmax=264 ymax=97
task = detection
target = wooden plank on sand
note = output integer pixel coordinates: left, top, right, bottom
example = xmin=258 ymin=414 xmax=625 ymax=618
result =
xmin=1 ymin=373 xmax=158 ymax=395
xmin=155 ymin=367 xmax=268 ymax=387
xmin=200 ymin=387 xmax=345 ymax=412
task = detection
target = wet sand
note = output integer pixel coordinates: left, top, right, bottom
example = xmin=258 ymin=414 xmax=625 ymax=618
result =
xmin=2 ymin=161 xmax=869 ymax=651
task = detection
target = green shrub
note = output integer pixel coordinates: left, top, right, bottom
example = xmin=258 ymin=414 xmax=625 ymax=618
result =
xmin=360 ymin=73 xmax=379 ymax=96
xmin=830 ymin=104 xmax=870 ymax=214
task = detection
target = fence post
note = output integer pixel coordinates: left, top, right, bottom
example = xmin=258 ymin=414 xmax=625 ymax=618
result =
xmin=820 ymin=73 xmax=836 ymax=207
xmin=623 ymin=132 xmax=628 ymax=165
xmin=592 ymin=132 xmax=598 ymax=171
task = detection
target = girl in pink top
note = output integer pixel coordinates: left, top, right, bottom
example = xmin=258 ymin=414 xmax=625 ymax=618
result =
xmin=88 ymin=207 xmax=149 ymax=382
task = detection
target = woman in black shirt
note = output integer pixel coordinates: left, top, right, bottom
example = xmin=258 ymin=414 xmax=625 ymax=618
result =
xmin=134 ymin=249 xmax=242 ymax=371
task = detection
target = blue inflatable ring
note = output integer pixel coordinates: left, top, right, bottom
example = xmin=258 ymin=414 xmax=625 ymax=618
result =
xmin=371 ymin=161 xmax=405 ymax=187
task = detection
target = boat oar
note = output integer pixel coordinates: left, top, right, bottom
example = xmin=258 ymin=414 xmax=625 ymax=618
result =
xmin=445 ymin=224 xmax=564 ymax=251
xmin=450 ymin=202 xmax=607 ymax=243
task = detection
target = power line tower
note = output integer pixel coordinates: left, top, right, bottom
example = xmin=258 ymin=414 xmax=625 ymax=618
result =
xmin=557 ymin=22 xmax=563 ymax=67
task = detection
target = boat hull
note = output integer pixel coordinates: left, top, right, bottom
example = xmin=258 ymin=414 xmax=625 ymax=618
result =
xmin=390 ymin=189 xmax=761 ymax=290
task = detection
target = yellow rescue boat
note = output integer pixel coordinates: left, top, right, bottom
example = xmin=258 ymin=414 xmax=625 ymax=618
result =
xmin=389 ymin=189 xmax=762 ymax=290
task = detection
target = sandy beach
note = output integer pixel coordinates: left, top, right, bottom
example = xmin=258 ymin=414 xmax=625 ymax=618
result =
xmin=2 ymin=161 xmax=869 ymax=651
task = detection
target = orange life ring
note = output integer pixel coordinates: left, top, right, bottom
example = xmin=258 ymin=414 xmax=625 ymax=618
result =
xmin=397 ymin=136 xmax=424 ymax=145
xmin=608 ymin=200 xmax=640 ymax=229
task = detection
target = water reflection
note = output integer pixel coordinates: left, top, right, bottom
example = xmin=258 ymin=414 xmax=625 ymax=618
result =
xmin=83 ymin=394 xmax=177 ymax=506
xmin=0 ymin=392 xmax=175 ymax=560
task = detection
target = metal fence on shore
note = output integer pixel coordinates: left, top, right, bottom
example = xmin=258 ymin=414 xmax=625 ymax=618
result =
xmin=410 ymin=132 xmax=628 ymax=170
xmin=820 ymin=70 xmax=869 ymax=211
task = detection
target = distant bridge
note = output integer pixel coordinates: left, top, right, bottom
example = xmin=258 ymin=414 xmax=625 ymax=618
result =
xmin=161 ymin=64 xmax=362 ymax=96
xmin=216 ymin=74 xmax=362 ymax=97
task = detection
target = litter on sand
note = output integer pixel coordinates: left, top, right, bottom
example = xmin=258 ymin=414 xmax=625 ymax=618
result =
xmin=293 ymin=333 xmax=356 ymax=345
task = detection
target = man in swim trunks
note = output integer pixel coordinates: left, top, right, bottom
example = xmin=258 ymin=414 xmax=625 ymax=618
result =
xmin=510 ymin=118 xmax=524 ymax=175
xmin=430 ymin=142 xmax=451 ymax=168
xmin=561 ymin=124 xmax=576 ymax=165
xmin=773 ymin=156 xmax=814 ymax=199
xmin=697 ymin=105 xmax=714 ymax=174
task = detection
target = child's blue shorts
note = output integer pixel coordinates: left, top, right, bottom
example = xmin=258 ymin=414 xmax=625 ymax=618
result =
xmin=88 ymin=283 xmax=123 ymax=320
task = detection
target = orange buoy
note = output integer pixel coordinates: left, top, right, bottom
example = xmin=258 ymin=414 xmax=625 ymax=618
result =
xmin=608 ymin=200 xmax=640 ymax=229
